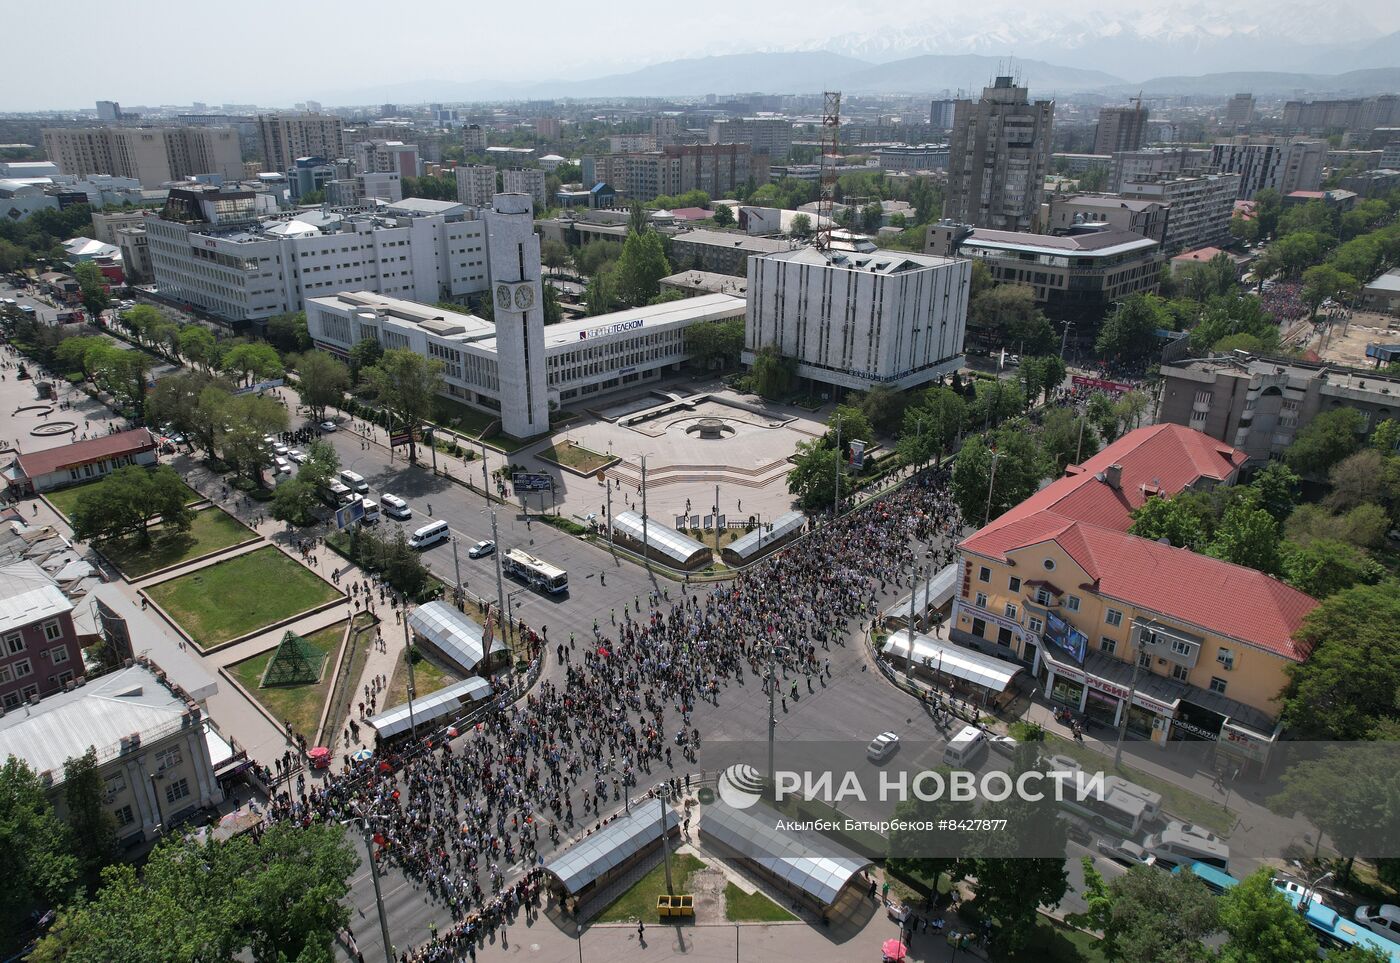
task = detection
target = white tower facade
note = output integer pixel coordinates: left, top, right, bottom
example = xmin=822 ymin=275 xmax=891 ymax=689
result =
xmin=485 ymin=194 xmax=549 ymax=438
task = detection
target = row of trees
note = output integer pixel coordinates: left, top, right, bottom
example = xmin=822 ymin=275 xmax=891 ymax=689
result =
xmin=584 ymin=206 xmax=674 ymax=314
xmin=69 ymin=465 xmax=192 ymax=548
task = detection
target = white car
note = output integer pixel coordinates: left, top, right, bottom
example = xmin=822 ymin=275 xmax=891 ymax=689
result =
xmin=468 ymin=539 xmax=495 ymax=559
xmin=1097 ymin=839 xmax=1157 ymax=867
xmin=273 ymin=456 xmax=291 ymax=474
xmin=288 ymin=449 xmax=308 ymax=464
xmin=866 ymin=731 xmax=900 ymax=763
xmin=319 ymin=420 xmax=338 ymax=432
xmin=272 ymin=443 xmax=289 ymax=456
xmin=1356 ymin=904 xmax=1400 ymax=941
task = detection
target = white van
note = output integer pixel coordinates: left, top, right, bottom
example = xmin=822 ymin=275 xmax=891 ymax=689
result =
xmin=359 ymin=498 xmax=381 ymax=524
xmin=408 ymin=520 xmax=449 ymax=549
xmin=380 ymin=493 xmax=411 ymax=520
xmin=943 ymin=726 xmax=988 ymax=767
xmin=1142 ymin=829 xmax=1230 ymax=870
xmin=339 ymin=470 xmax=369 ymax=494
xmin=325 ymin=480 xmax=356 ymax=506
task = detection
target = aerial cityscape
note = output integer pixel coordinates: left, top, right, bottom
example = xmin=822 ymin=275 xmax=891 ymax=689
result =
xmin=3 ymin=1 xmax=1400 ymax=960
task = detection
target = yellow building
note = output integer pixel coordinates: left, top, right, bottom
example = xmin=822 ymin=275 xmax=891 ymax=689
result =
xmin=954 ymin=424 xmax=1317 ymax=769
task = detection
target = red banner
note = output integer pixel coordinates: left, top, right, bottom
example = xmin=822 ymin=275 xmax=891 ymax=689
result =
xmin=1071 ymin=375 xmax=1134 ymax=396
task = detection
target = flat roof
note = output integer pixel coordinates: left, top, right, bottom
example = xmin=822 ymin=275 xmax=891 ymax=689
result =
xmin=366 ymin=676 xmax=494 ymax=740
xmin=962 ymin=228 xmax=1158 ymax=258
xmin=611 ymin=511 xmax=709 ymax=566
xmin=537 ymin=292 xmax=745 ymax=350
xmin=883 ymin=629 xmax=1022 ymax=692
xmin=408 ymin=601 xmax=506 ymax=673
xmin=765 ymin=245 xmax=962 ymax=275
xmin=670 ymin=229 xmax=793 ymax=254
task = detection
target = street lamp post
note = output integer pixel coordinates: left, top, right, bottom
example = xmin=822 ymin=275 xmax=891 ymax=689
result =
xmin=343 ymin=817 xmax=395 ymax=963
xmin=832 ymin=415 xmax=842 ymax=520
xmin=402 ymin=613 xmax=417 ymax=740
xmin=639 ymin=454 xmax=650 ymax=572
xmin=983 ymin=449 xmax=1000 ymax=527
xmin=656 ymin=783 xmax=674 ymax=895
xmin=451 ymin=535 xmax=463 ymax=608
xmin=765 ymin=642 xmax=790 ymax=780
xmin=479 ymin=440 xmax=490 ymax=502
xmin=483 ymin=507 xmax=508 ymax=653
xmin=1113 ymin=621 xmax=1152 ymax=769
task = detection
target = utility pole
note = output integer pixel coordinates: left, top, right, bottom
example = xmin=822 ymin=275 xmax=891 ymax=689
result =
xmin=347 ymin=819 xmax=394 ymax=963
xmin=1060 ymin=320 xmax=1073 ymax=359
xmin=767 ymin=644 xmax=778 ymax=779
xmin=640 ymin=454 xmax=650 ymax=572
xmin=656 ymin=782 xmax=674 ymax=895
xmin=427 ymin=425 xmax=438 ymax=476
xmin=1114 ymin=623 xmax=1148 ymax=769
xmin=402 ymin=613 xmax=417 ymax=739
xmin=479 ymin=439 xmax=490 ymax=502
xmin=983 ymin=449 xmax=1000 ymax=527
xmin=451 ymin=534 xmax=463 ymax=608
xmin=832 ymin=415 xmax=842 ymax=520
xmin=713 ymin=483 xmax=720 ymax=558
xmin=606 ymin=482 xmax=614 ymax=555
xmin=1075 ymin=412 xmax=1087 ymax=465
xmin=488 ymin=508 xmax=508 ymax=652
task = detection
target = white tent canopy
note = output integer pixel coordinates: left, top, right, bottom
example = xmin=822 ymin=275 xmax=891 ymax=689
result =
xmin=882 ymin=629 xmax=1021 ymax=693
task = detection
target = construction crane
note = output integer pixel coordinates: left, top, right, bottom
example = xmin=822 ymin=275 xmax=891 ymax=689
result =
xmin=816 ymin=90 xmax=841 ymax=253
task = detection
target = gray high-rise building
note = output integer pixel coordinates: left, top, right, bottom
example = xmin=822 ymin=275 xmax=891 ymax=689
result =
xmin=1225 ymin=94 xmax=1255 ymax=127
xmin=930 ymin=99 xmax=956 ymax=130
xmin=1094 ymin=104 xmax=1148 ymax=155
xmin=257 ymin=113 xmax=345 ymax=173
xmin=944 ymin=77 xmax=1054 ymax=232
xmin=95 ymin=100 xmax=121 ymax=122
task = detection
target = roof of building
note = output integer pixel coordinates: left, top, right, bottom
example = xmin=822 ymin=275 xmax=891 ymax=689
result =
xmin=765 ymin=245 xmax=961 ymax=276
xmin=62 ymin=237 xmax=120 ymax=259
xmin=0 ymin=665 xmax=200 ymax=781
xmin=1172 ymin=247 xmax=1250 ymax=266
xmin=0 ymin=559 xmax=72 ymax=635
xmin=960 ymin=424 xmax=1314 ymax=660
xmin=883 ymin=629 xmax=1023 ymax=692
xmin=12 ymin=428 xmax=156 ymax=481
xmin=408 ymin=601 xmax=506 ymax=673
xmin=659 ymin=270 xmax=748 ymax=297
xmin=1366 ymin=268 xmax=1400 ymax=293
xmin=366 ymin=676 xmax=494 ymax=740
xmin=961 ymin=227 xmax=1158 ymax=257
xmin=1061 ymin=195 xmax=1164 ymax=212
xmin=611 ymin=511 xmax=709 ymax=566
xmin=669 ymin=207 xmax=711 ymax=221
xmin=382 ymin=197 xmax=465 ymax=216
xmin=670 ymin=229 xmax=792 ymax=254
xmin=537 ymin=292 xmax=745 ymax=350
xmin=544 ymin=797 xmax=678 ymax=896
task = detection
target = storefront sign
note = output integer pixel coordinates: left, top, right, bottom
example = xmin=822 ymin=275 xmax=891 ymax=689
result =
xmin=1221 ymin=725 xmax=1272 ymax=762
xmin=578 ymin=318 xmax=644 ymax=340
xmin=1171 ymin=717 xmax=1220 ymax=741
xmin=1084 ymin=676 xmax=1175 ymax=715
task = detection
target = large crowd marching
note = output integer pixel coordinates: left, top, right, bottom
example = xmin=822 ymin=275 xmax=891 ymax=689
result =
xmin=255 ymin=466 xmax=964 ymax=962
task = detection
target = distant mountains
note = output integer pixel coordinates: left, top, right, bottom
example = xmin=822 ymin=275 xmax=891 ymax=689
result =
xmin=324 ymin=42 xmax=1400 ymax=107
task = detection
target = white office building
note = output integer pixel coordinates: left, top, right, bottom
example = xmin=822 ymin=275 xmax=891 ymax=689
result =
xmin=456 ymin=165 xmax=496 ymax=207
xmin=745 ymin=245 xmax=970 ymax=392
xmin=147 ymin=186 xmax=489 ymax=325
xmin=306 ymin=288 xmax=745 ymax=437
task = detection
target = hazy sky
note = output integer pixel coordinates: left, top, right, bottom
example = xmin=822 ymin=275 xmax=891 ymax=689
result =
xmin=7 ymin=0 xmax=1398 ymax=111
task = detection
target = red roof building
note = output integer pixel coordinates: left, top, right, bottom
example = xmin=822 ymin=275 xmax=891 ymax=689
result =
xmin=6 ymin=428 xmax=157 ymax=495
xmin=953 ymin=424 xmax=1316 ymax=763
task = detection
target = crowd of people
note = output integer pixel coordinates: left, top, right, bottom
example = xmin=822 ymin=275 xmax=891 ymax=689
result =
xmin=252 ymin=466 xmax=966 ymax=962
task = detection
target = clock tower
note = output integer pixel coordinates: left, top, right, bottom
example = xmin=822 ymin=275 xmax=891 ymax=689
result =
xmin=485 ymin=193 xmax=549 ymax=439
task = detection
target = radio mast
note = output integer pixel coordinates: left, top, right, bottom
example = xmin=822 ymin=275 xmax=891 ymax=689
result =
xmin=816 ymin=90 xmax=841 ymax=252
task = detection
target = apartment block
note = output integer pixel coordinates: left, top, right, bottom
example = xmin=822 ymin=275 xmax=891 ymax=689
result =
xmin=1209 ymin=137 xmax=1326 ymax=199
xmin=257 ymin=113 xmax=345 ymax=172
xmin=350 ymin=139 xmax=418 ymax=179
xmin=455 ymin=165 xmax=497 ymax=208
xmin=944 ymin=77 xmax=1054 ymax=232
xmin=1094 ymin=104 xmax=1148 ymax=155
xmin=42 ymin=126 xmax=243 ymax=188
xmin=1045 ymin=195 xmax=1168 ymax=245
xmin=0 ymin=561 xmax=85 ymax=709
xmin=1118 ymin=171 xmax=1242 ymax=253
xmin=707 ymin=117 xmax=792 ymax=161
xmin=502 ymin=168 xmax=547 ymax=212
xmin=1109 ymin=147 xmax=1213 ymax=192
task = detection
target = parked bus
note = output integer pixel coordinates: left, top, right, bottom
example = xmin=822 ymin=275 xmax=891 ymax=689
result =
xmin=1172 ymin=862 xmax=1239 ymax=895
xmin=1275 ymin=879 xmax=1400 ymax=962
xmin=1050 ymin=770 xmax=1149 ymax=837
xmin=502 ymin=548 xmax=568 ymax=594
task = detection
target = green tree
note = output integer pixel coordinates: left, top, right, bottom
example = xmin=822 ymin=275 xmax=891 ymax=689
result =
xmin=219 ymin=393 xmax=288 ymax=485
xmin=855 ymin=385 xmax=907 ymax=437
xmin=1093 ymin=864 xmax=1218 ymax=962
xmin=120 ymin=304 xmax=161 ymax=344
xmin=219 ymin=342 xmax=283 ymax=386
xmin=1271 ymin=231 xmax=1331 ymax=278
xmin=786 ymin=440 xmax=847 ymax=514
xmin=1287 ymin=502 xmax=1390 ymax=552
xmin=542 ymin=281 xmax=564 ymax=323
xmin=827 ymin=404 xmax=874 ymax=452
xmin=951 ymin=425 xmax=1043 ymax=526
xmin=970 ymin=284 xmax=1038 ymax=343
xmin=1324 ymin=448 xmax=1400 ymax=516
xmin=0 ymin=758 xmax=78 ymax=947
xmin=294 ymin=350 xmax=349 ymax=422
xmin=585 ymin=268 xmax=617 ymax=315
xmin=1282 ymin=538 xmax=1383 ymax=599
xmin=1249 ymin=462 xmax=1300 ymax=524
xmin=1208 ymin=502 xmax=1283 ymax=574
xmin=683 ymin=317 xmax=745 ymax=370
xmin=1372 ymin=418 xmax=1400 ymax=454
xmin=146 ymin=371 xmax=226 ymax=453
xmin=540 ymin=238 xmax=570 ymax=274
xmin=1095 ymin=293 xmax=1166 ymax=363
xmin=627 ymin=200 xmax=649 ymax=236
xmin=176 ymin=326 xmax=216 ymax=371
xmin=790 ymin=213 xmax=812 ymax=237
xmin=1129 ymin=495 xmax=1210 ymax=549
xmin=264 ymin=311 xmax=310 ymax=354
xmin=748 ymin=344 xmax=794 ymax=399
xmin=70 ymin=465 xmax=193 ymax=547
xmin=367 ymin=348 xmax=443 ymax=462
xmin=73 ymin=261 xmax=109 ymax=321
xmin=612 ymin=230 xmax=671 ymax=307
xmin=1301 ymin=263 xmax=1358 ymax=319
xmin=1283 ymin=580 xmax=1400 ymax=738
xmin=347 ymin=337 xmax=383 ymax=383
xmin=969 ymin=377 xmax=1026 ymax=430
xmin=1285 ymin=407 xmax=1365 ymax=477
xmin=53 ymin=335 xmax=106 ymax=381
xmin=1218 ymin=868 xmax=1330 ymax=963
xmin=298 ymin=440 xmax=340 ymax=493
xmin=1039 ymin=406 xmax=1100 ymax=475
xmin=270 ymin=476 xmax=320 ymax=527
xmin=711 ymin=204 xmax=734 ymax=227
xmin=62 ymin=747 xmax=116 ymax=891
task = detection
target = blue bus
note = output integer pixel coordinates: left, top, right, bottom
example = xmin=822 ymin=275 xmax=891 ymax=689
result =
xmin=1274 ymin=880 xmax=1400 ymax=962
xmin=1172 ymin=862 xmax=1239 ymax=895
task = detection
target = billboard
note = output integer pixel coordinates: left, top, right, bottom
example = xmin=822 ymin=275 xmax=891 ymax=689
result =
xmin=1044 ymin=611 xmax=1088 ymax=664
xmin=1071 ymin=375 xmax=1134 ymax=396
xmin=512 ymin=472 xmax=553 ymax=492
xmin=335 ymin=498 xmax=366 ymax=530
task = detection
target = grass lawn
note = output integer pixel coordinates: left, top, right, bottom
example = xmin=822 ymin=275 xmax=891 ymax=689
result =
xmin=430 ymin=396 xmax=497 ymax=438
xmin=323 ymin=613 xmax=381 ymax=741
xmin=538 ymin=440 xmax=612 ymax=474
xmin=595 ymin=853 xmax=706 ymax=923
xmin=146 ymin=547 xmax=341 ymax=648
xmin=680 ymin=526 xmax=747 ymax=550
xmin=47 ymin=474 xmax=201 ymax=519
xmin=723 ymin=882 xmax=796 ymax=922
xmin=229 ymin=620 xmax=347 ymax=740
xmin=993 ymin=917 xmax=1107 ymax=963
xmin=98 ymin=507 xmax=254 ymax=578
xmin=385 ymin=648 xmax=461 ymax=708
xmin=1042 ymin=733 xmax=1234 ymax=833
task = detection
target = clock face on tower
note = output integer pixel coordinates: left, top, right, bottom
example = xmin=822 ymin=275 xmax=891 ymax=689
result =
xmin=495 ymin=284 xmax=512 ymax=310
xmin=514 ymin=285 xmax=535 ymax=310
